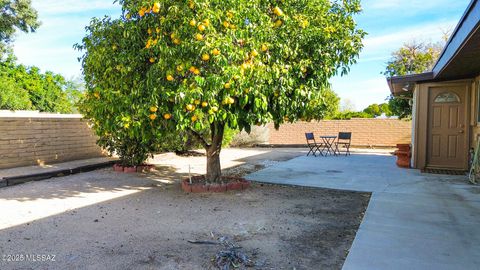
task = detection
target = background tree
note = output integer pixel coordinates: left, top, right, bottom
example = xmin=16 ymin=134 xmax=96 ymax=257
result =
xmin=77 ymin=0 xmax=365 ymax=182
xmin=383 ymin=41 xmax=443 ymax=118
xmin=0 ymin=0 xmax=40 ymax=56
xmin=0 ymin=54 xmax=82 ymax=113
xmin=362 ymin=103 xmax=391 ymax=117
xmin=328 ymin=102 xmax=392 ymax=119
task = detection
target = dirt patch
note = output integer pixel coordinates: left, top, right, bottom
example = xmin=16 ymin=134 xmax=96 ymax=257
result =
xmin=0 ymin=181 xmax=369 ymax=269
xmin=0 ymin=148 xmax=370 ymax=269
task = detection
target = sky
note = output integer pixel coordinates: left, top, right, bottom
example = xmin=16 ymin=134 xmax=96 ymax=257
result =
xmin=12 ymin=0 xmax=471 ymax=110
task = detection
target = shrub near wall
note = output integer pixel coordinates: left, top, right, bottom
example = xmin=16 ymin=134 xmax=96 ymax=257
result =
xmin=0 ymin=111 xmax=105 ymax=169
xmin=265 ymin=119 xmax=411 ymax=147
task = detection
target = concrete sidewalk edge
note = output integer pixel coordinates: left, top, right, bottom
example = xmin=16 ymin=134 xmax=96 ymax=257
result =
xmin=0 ymin=160 xmax=116 ymax=188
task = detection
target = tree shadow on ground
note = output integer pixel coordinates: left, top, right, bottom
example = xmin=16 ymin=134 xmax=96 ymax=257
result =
xmin=0 ymin=148 xmax=306 ymax=202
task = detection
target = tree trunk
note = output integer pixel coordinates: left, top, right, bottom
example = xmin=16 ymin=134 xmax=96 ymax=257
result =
xmin=205 ymin=123 xmax=224 ymax=183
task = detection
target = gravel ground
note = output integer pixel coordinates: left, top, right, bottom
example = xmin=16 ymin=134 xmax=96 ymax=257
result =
xmin=0 ymin=148 xmax=370 ymax=270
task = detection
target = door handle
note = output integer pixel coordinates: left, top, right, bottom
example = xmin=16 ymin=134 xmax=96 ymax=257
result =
xmin=459 ymin=130 xmax=464 ymax=134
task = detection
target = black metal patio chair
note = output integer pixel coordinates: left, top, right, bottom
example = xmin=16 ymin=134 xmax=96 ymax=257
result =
xmin=305 ymin=132 xmax=323 ymax=157
xmin=335 ymin=132 xmax=352 ymax=156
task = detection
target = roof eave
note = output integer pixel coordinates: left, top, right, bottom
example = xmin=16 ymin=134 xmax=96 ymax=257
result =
xmin=432 ymin=0 xmax=480 ymax=77
xmin=387 ymin=72 xmax=434 ymax=96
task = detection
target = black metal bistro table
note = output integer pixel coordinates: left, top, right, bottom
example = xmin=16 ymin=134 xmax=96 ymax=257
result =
xmin=319 ymin=135 xmax=337 ymax=156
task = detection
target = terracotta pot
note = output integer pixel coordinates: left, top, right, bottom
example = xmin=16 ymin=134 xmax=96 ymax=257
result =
xmin=396 ymin=144 xmax=411 ymax=152
xmin=395 ymin=150 xmax=411 ymax=168
xmin=395 ymin=144 xmax=411 ymax=168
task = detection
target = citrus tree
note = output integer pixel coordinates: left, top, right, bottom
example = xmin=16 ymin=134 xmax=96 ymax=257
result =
xmin=77 ymin=0 xmax=365 ymax=182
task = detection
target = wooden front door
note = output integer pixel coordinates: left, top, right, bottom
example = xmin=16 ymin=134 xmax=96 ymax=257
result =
xmin=427 ymin=86 xmax=468 ymax=170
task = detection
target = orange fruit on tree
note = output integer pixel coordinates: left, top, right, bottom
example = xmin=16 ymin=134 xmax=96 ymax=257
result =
xmin=201 ymin=101 xmax=208 ymax=107
xmin=194 ymin=99 xmax=201 ymax=105
xmin=198 ymin=24 xmax=206 ymax=32
xmin=150 ymin=106 xmax=158 ymax=112
xmin=166 ymin=74 xmax=174 ymax=81
xmin=189 ymin=19 xmax=197 ymax=27
xmin=251 ymin=50 xmax=259 ymax=57
xmin=223 ymin=21 xmax=230 ymax=28
xmin=149 ymin=114 xmax=157 ymax=120
xmin=202 ymin=53 xmax=210 ymax=61
xmin=138 ymin=8 xmax=146 ymax=17
xmin=189 ymin=66 xmax=197 ymax=73
xmin=163 ymin=113 xmax=172 ymax=120
xmin=224 ymin=82 xmax=231 ymax=89
xmin=173 ymin=38 xmax=181 ymax=45
xmin=152 ymin=2 xmax=160 ymax=13
xmin=149 ymin=58 xmax=155 ymax=63
xmin=211 ymin=106 xmax=218 ymax=112
xmin=274 ymin=20 xmax=283 ymax=27
xmin=176 ymin=65 xmax=184 ymax=72
xmin=212 ymin=48 xmax=220 ymax=56
xmin=261 ymin=44 xmax=268 ymax=52
xmin=203 ymin=19 xmax=210 ymax=27
xmin=273 ymin=7 xmax=284 ymax=16
xmin=186 ymin=104 xmax=195 ymax=111
xmin=193 ymin=68 xmax=201 ymax=75
xmin=191 ymin=115 xmax=198 ymax=122
xmin=195 ymin=33 xmax=204 ymax=41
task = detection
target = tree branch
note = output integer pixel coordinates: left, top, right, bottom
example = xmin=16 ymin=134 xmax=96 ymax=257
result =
xmin=189 ymin=128 xmax=210 ymax=148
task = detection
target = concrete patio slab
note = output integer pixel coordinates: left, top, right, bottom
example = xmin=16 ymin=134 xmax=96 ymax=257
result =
xmin=246 ymin=152 xmax=480 ymax=270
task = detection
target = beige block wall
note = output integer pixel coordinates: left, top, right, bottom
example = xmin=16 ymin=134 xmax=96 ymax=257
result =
xmin=0 ymin=112 xmax=105 ymax=169
xmin=266 ymin=119 xmax=412 ymax=147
